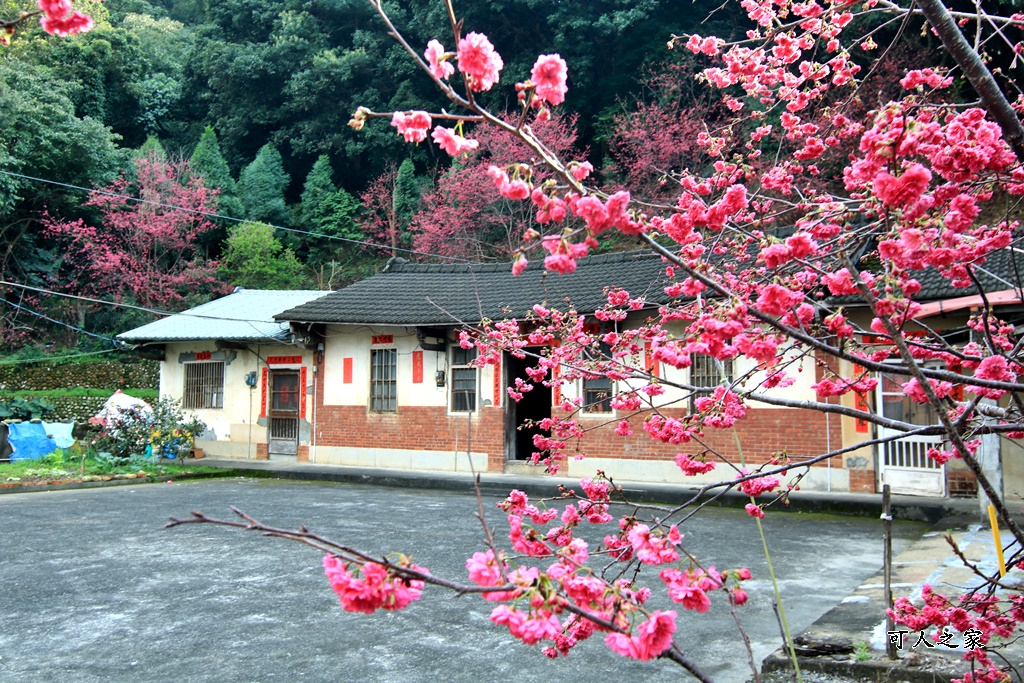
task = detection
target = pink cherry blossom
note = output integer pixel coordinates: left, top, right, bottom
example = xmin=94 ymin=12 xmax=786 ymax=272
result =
xmin=604 ymin=610 xmax=677 ymax=661
xmin=425 ymin=39 xmax=454 ymax=80
xmin=457 ymin=32 xmax=504 ymax=92
xmin=531 ymin=54 xmax=568 ymax=106
xmin=431 ymin=126 xmax=479 ymax=155
xmin=391 ymin=111 xmax=432 ymax=143
xmin=323 ymin=555 xmax=425 ymax=614
xmin=737 ymin=469 xmax=780 ymax=496
xmin=874 ymin=163 xmax=932 ymax=208
xmin=745 ymin=503 xmax=765 ymax=519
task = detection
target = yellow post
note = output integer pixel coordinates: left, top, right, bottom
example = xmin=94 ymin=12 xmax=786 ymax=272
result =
xmin=987 ymin=504 xmax=1007 ymax=577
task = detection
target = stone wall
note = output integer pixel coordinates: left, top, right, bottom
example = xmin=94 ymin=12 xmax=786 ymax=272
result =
xmin=0 ymin=359 xmax=158 ymax=391
xmin=0 ymin=358 xmax=159 ymax=422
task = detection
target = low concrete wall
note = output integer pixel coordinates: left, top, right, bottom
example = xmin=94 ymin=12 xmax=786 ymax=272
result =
xmin=309 ymin=445 xmax=488 ymax=473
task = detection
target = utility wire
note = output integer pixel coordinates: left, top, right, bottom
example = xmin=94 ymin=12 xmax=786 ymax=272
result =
xmin=0 ymin=169 xmax=475 ymax=264
xmin=0 ymin=280 xmax=290 ymax=325
xmin=2 ymin=298 xmax=119 ymax=345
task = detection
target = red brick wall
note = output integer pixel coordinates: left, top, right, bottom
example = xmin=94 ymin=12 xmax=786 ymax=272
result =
xmin=849 ymin=468 xmax=876 ymax=492
xmin=947 ymin=470 xmax=977 ymax=498
xmin=311 ymin=349 xmax=851 ymax=479
xmin=256 ymin=442 xmax=268 ymax=460
xmin=297 ymin=445 xmax=309 ymax=463
xmin=571 ymin=406 xmax=837 ymax=467
xmin=314 ymin=404 xmax=505 ymax=467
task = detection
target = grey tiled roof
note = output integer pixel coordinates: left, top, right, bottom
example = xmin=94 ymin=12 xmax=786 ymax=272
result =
xmin=834 ymin=247 xmax=1024 ymax=306
xmin=276 ymin=251 xmax=672 ymax=326
xmin=118 ymin=290 xmax=329 ymax=343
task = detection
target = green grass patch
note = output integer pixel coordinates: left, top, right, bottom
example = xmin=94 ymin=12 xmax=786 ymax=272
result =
xmin=0 ymin=448 xmax=221 ymax=483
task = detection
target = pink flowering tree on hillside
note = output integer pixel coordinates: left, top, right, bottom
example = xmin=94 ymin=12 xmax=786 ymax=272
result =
xmin=44 ymin=154 xmax=229 ymax=319
xmin=175 ymin=0 xmax=1024 ymax=681
xmin=410 ymin=113 xmax=585 ymax=261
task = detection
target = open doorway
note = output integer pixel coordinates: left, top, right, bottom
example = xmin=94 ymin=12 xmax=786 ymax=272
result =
xmin=504 ymin=351 xmax=553 ymax=461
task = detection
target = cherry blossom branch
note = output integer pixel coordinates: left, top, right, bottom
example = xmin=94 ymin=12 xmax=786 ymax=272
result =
xmin=914 ymin=0 xmax=1024 ymax=162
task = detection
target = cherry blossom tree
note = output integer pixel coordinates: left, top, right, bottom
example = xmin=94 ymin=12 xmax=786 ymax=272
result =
xmin=177 ymin=0 xmax=1024 ymax=681
xmin=44 ymin=153 xmax=228 ymax=314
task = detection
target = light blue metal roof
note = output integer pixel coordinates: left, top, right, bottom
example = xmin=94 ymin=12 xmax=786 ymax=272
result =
xmin=117 ymin=290 xmax=328 ymax=343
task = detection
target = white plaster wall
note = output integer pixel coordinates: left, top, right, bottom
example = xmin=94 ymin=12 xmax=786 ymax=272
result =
xmin=322 ymin=325 xmax=495 ymax=411
xmin=161 ymin=341 xmax=313 ymax=444
xmin=311 ymin=444 xmax=487 ymax=472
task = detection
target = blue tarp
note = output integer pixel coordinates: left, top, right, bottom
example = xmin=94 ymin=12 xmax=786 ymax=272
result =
xmin=9 ymin=422 xmax=58 ymax=461
xmin=42 ymin=421 xmax=76 ymax=449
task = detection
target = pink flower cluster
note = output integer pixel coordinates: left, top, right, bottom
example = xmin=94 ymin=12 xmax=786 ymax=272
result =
xmin=626 ymin=524 xmax=682 ymax=565
xmin=431 ymin=127 xmax=478 ymax=156
xmin=391 ymin=111 xmax=431 ymax=143
xmin=889 ymin=585 xmax=1022 ymax=683
xmin=323 ymin=554 xmax=425 ymax=613
xmin=530 ymin=54 xmax=568 ymax=106
xmin=38 ymin=0 xmax=92 ymax=35
xmin=604 ymin=611 xmax=677 ymax=661
xmin=457 ymin=32 xmax=503 ymax=92
xmin=675 ymin=453 xmax=717 ymax=476
xmin=737 ymin=468 xmax=781 ymax=496
xmin=424 ymin=39 xmax=454 ymax=81
xmin=661 ymin=567 xmax=722 ymax=613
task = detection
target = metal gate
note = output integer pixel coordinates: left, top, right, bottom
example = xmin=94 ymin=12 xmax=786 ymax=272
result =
xmin=269 ymin=371 xmax=300 ymax=456
xmin=877 ymin=371 xmax=945 ymax=496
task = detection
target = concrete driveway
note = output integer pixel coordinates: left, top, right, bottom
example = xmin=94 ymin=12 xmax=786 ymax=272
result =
xmin=0 ymin=478 xmax=925 ymax=682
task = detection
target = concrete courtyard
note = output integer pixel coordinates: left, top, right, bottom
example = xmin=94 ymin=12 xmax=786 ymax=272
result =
xmin=0 ymin=478 xmax=925 ymax=682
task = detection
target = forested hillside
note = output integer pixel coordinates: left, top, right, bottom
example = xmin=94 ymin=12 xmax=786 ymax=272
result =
xmin=0 ymin=0 xmax=988 ymax=351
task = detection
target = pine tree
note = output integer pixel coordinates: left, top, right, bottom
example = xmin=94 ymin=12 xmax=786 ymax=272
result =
xmin=238 ymin=143 xmax=290 ymax=226
xmin=188 ymin=125 xmax=243 ymax=218
xmin=299 ymin=155 xmax=337 ymax=229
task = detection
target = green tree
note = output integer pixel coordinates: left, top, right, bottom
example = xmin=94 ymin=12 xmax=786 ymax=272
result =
xmin=306 ymin=187 xmax=362 ymax=272
xmin=189 ymin=125 xmax=243 ymax=218
xmin=0 ymin=61 xmax=124 ymax=280
xmin=298 ymin=154 xmax=336 ymax=229
xmin=218 ymin=222 xmax=309 ymax=289
xmin=238 ymin=143 xmax=290 ymax=226
xmin=134 ymin=134 xmax=167 ymax=161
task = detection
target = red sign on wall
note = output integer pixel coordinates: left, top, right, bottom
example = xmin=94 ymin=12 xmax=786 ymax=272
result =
xmin=195 ymin=351 xmax=212 ymax=361
xmin=260 ymin=368 xmax=269 ymax=418
xmin=267 ymin=355 xmax=302 ymax=365
xmin=644 ymin=342 xmax=661 ymax=378
xmin=343 ymin=358 xmax=353 ymax=384
xmin=492 ymin=356 xmax=501 ymax=408
xmin=853 ymin=363 xmax=870 ymax=433
xmin=371 ymin=335 xmax=394 ymax=345
xmin=299 ymin=366 xmax=308 ymax=418
xmin=412 ymin=351 xmax=423 ymax=384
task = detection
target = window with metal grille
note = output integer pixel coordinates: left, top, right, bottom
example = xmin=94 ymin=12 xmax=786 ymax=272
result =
xmin=690 ymin=355 xmax=733 ymax=410
xmin=183 ymin=362 xmax=224 ymax=409
xmin=581 ymin=335 xmax=614 ymax=414
xmin=450 ymin=346 xmax=477 ymax=412
xmin=370 ymin=349 xmax=397 ymax=412
xmin=583 ymin=376 xmax=613 ymax=413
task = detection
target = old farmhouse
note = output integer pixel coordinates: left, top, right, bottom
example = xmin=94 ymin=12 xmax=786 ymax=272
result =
xmin=118 ymin=249 xmax=1024 ymax=499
